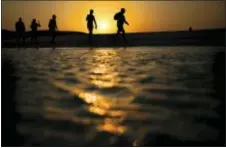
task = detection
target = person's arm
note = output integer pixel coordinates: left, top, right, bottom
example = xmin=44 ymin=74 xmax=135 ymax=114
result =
xmin=38 ymin=21 xmax=41 ymax=27
xmin=124 ymin=16 xmax=129 ymax=25
xmin=15 ymin=23 xmax=17 ymax=31
xmin=94 ymin=16 xmax=97 ymax=29
xmin=55 ymin=22 xmax=58 ymax=31
xmin=86 ymin=15 xmax=88 ymax=22
xmin=23 ymin=24 xmax=26 ymax=32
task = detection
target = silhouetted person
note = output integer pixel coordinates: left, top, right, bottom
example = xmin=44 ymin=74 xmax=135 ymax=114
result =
xmin=15 ymin=17 xmax=26 ymax=46
xmin=86 ymin=9 xmax=97 ymax=46
xmin=189 ymin=27 xmax=192 ymax=32
xmin=114 ymin=8 xmax=129 ymax=44
xmin=48 ymin=15 xmax=58 ymax=44
xmin=30 ymin=19 xmax=41 ymax=44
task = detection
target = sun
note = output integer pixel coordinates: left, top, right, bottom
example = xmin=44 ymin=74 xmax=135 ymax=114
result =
xmin=96 ymin=20 xmax=112 ymax=33
xmin=100 ymin=23 xmax=108 ymax=30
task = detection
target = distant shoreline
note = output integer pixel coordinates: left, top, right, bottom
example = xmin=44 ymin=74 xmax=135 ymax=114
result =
xmin=2 ymin=28 xmax=225 ymax=48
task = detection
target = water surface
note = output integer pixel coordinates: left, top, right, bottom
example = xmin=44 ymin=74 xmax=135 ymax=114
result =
xmin=2 ymin=46 xmax=224 ymax=146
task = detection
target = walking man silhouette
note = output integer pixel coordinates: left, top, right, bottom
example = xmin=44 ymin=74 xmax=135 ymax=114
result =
xmin=48 ymin=15 xmax=58 ymax=44
xmin=30 ymin=19 xmax=41 ymax=44
xmin=114 ymin=8 xmax=129 ymax=44
xmin=86 ymin=9 xmax=97 ymax=46
xmin=15 ymin=17 xmax=26 ymax=46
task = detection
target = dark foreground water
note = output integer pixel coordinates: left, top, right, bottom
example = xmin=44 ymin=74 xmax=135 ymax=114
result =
xmin=2 ymin=47 xmax=225 ymax=146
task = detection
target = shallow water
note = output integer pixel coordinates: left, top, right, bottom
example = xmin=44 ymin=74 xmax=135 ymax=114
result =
xmin=2 ymin=46 xmax=224 ymax=146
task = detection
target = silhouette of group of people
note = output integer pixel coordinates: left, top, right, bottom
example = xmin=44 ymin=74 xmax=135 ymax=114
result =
xmin=15 ymin=15 xmax=57 ymax=46
xmin=15 ymin=8 xmax=129 ymax=47
xmin=86 ymin=8 xmax=129 ymax=45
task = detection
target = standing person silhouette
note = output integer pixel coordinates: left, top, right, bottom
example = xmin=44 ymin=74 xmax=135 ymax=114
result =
xmin=114 ymin=8 xmax=129 ymax=44
xmin=86 ymin=9 xmax=97 ymax=46
xmin=30 ymin=19 xmax=41 ymax=44
xmin=48 ymin=15 xmax=58 ymax=44
xmin=15 ymin=17 xmax=26 ymax=46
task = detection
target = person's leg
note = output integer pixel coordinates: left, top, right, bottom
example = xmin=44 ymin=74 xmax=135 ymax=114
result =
xmin=51 ymin=31 xmax=54 ymax=43
xmin=18 ymin=33 xmax=23 ymax=47
xmin=31 ymin=32 xmax=34 ymax=43
xmin=122 ymin=28 xmax=127 ymax=44
xmin=34 ymin=31 xmax=38 ymax=44
xmin=16 ymin=33 xmax=20 ymax=46
xmin=50 ymin=30 xmax=55 ymax=43
xmin=22 ymin=32 xmax=26 ymax=45
xmin=115 ymin=26 xmax=121 ymax=45
xmin=88 ymin=27 xmax=93 ymax=46
xmin=88 ymin=30 xmax=91 ymax=44
xmin=117 ymin=25 xmax=121 ymax=36
xmin=49 ymin=30 xmax=52 ymax=43
xmin=117 ymin=29 xmax=120 ymax=36
xmin=51 ymin=31 xmax=56 ymax=44
xmin=53 ymin=31 xmax=56 ymax=43
xmin=35 ymin=34 xmax=38 ymax=44
xmin=117 ymin=25 xmax=125 ymax=45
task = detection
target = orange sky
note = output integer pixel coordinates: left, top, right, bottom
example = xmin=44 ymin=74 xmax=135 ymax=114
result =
xmin=2 ymin=1 xmax=225 ymax=34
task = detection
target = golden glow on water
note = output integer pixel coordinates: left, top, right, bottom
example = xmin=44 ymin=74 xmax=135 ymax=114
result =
xmin=51 ymin=83 xmax=128 ymax=134
xmin=86 ymin=50 xmax=129 ymax=134
xmin=89 ymin=50 xmax=120 ymax=88
xmin=88 ymin=106 xmax=107 ymax=116
xmin=45 ymin=49 xmax=141 ymax=135
xmin=97 ymin=118 xmax=126 ymax=134
xmin=78 ymin=91 xmax=111 ymax=109
xmin=47 ymin=50 xmax=139 ymax=134
xmin=89 ymin=74 xmax=120 ymax=88
xmin=9 ymin=47 xmax=220 ymax=145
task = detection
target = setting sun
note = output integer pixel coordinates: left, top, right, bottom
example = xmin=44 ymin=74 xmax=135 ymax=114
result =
xmin=96 ymin=20 xmax=114 ymax=33
xmin=100 ymin=23 xmax=108 ymax=30
xmin=2 ymin=1 xmax=225 ymax=33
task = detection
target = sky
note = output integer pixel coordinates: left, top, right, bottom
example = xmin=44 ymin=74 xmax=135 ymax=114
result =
xmin=2 ymin=1 xmax=225 ymax=34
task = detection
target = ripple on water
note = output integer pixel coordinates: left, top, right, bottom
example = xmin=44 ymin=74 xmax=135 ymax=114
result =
xmin=54 ymin=95 xmax=88 ymax=109
xmin=133 ymin=91 xmax=218 ymax=109
xmin=97 ymin=86 xmax=135 ymax=99
xmin=56 ymin=76 xmax=80 ymax=84
xmin=139 ymin=75 xmax=155 ymax=83
xmin=63 ymin=72 xmax=75 ymax=77
xmin=2 ymin=47 xmax=223 ymax=146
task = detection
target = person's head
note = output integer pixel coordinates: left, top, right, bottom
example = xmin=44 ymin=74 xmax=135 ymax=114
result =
xmin=52 ymin=15 xmax=56 ymax=20
xmin=121 ymin=8 xmax=126 ymax=14
xmin=19 ymin=17 xmax=22 ymax=21
xmin=90 ymin=9 xmax=94 ymax=14
xmin=32 ymin=19 xmax=36 ymax=23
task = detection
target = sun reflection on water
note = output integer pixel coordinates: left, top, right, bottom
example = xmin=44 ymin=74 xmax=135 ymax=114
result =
xmin=86 ymin=50 xmax=128 ymax=134
xmin=48 ymin=49 xmax=136 ymax=135
xmin=88 ymin=50 xmax=120 ymax=89
xmin=97 ymin=118 xmax=126 ymax=134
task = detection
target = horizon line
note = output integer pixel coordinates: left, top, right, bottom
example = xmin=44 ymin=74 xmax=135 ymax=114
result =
xmin=2 ymin=27 xmax=225 ymax=34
